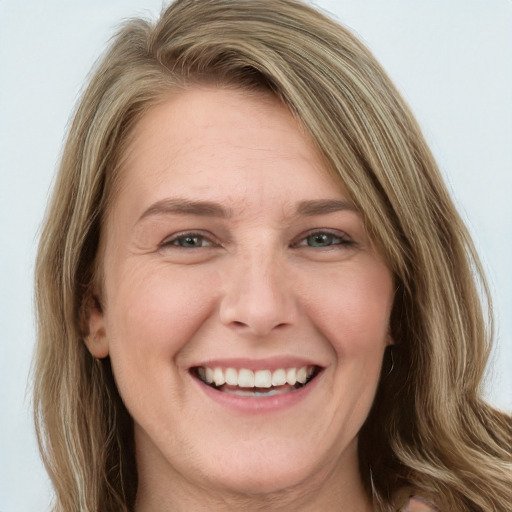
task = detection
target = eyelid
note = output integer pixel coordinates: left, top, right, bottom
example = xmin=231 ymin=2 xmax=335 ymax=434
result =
xmin=157 ymin=228 xmax=353 ymax=251
xmin=291 ymin=228 xmax=354 ymax=248
xmin=159 ymin=230 xmax=218 ymax=248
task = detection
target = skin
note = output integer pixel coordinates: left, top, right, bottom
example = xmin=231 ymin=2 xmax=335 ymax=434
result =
xmin=86 ymin=87 xmax=394 ymax=511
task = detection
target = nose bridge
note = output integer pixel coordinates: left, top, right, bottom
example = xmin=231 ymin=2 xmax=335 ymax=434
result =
xmin=219 ymin=242 xmax=296 ymax=335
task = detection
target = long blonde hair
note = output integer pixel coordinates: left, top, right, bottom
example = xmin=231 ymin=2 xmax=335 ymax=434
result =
xmin=33 ymin=1 xmax=511 ymax=510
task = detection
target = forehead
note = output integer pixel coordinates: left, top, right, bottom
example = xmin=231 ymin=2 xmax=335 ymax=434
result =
xmin=114 ymin=87 xmax=350 ymax=217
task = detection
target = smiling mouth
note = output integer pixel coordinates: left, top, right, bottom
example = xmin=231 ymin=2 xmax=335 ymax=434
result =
xmin=191 ymin=365 xmax=321 ymax=396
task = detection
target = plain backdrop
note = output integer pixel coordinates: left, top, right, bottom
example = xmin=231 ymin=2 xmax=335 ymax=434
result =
xmin=1 ymin=1 xmax=511 ymax=510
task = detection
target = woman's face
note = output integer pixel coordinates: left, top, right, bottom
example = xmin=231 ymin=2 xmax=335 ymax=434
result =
xmin=87 ymin=87 xmax=394 ymax=505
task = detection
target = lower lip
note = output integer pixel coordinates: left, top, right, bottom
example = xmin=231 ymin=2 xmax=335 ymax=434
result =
xmin=192 ymin=372 xmax=322 ymax=414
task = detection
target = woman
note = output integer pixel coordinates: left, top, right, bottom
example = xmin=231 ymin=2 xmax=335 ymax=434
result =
xmin=33 ymin=0 xmax=511 ymax=511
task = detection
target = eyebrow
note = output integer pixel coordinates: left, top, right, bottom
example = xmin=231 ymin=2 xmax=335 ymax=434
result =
xmin=137 ymin=197 xmax=356 ymax=223
xmin=138 ymin=198 xmax=232 ymax=222
xmin=296 ymin=199 xmax=357 ymax=216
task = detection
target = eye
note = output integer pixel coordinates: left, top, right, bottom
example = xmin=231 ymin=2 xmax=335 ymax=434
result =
xmin=293 ymin=230 xmax=354 ymax=249
xmin=160 ymin=232 xmax=215 ymax=249
xmin=306 ymin=233 xmax=339 ymax=248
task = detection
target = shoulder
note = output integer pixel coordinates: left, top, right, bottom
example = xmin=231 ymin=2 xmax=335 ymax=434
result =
xmin=398 ymin=495 xmax=440 ymax=512
xmin=392 ymin=488 xmax=440 ymax=512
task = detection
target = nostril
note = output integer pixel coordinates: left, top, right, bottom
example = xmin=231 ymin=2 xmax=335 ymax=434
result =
xmin=227 ymin=319 xmax=289 ymax=336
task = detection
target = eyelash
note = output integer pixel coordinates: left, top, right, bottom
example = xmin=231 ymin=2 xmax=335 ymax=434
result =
xmin=160 ymin=231 xmax=216 ymax=249
xmin=159 ymin=229 xmax=354 ymax=250
xmin=292 ymin=229 xmax=354 ymax=249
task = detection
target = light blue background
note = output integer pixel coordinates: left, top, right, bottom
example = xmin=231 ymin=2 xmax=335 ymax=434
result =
xmin=1 ymin=1 xmax=511 ymax=510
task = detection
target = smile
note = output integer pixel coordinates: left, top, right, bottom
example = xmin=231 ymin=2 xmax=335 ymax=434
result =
xmin=192 ymin=365 xmax=321 ymax=397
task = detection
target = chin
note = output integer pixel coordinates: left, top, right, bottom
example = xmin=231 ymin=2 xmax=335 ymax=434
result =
xmin=196 ymin=441 xmax=332 ymax=496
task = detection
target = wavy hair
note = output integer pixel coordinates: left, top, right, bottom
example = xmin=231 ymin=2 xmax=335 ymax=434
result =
xmin=33 ymin=1 xmax=511 ymax=510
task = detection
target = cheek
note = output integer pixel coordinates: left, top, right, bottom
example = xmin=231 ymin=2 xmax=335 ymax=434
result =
xmin=301 ymin=260 xmax=394 ymax=359
xmin=104 ymin=260 xmax=219 ymax=369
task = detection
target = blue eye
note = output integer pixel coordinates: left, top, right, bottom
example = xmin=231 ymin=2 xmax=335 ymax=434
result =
xmin=295 ymin=230 xmax=353 ymax=249
xmin=162 ymin=233 xmax=214 ymax=249
xmin=306 ymin=233 xmax=339 ymax=247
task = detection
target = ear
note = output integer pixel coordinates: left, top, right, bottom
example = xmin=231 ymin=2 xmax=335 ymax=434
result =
xmin=82 ymin=292 xmax=109 ymax=359
xmin=385 ymin=326 xmax=395 ymax=347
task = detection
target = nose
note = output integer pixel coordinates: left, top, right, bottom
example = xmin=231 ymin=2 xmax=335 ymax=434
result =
xmin=219 ymin=249 xmax=298 ymax=337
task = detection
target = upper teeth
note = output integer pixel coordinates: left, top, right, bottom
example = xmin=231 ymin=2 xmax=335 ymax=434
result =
xmin=197 ymin=366 xmax=315 ymax=388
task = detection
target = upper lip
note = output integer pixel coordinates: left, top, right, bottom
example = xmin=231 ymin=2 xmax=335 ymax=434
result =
xmin=190 ymin=356 xmax=325 ymax=371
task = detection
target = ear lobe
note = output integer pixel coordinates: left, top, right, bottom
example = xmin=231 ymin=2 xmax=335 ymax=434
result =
xmin=82 ymin=293 xmax=109 ymax=359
